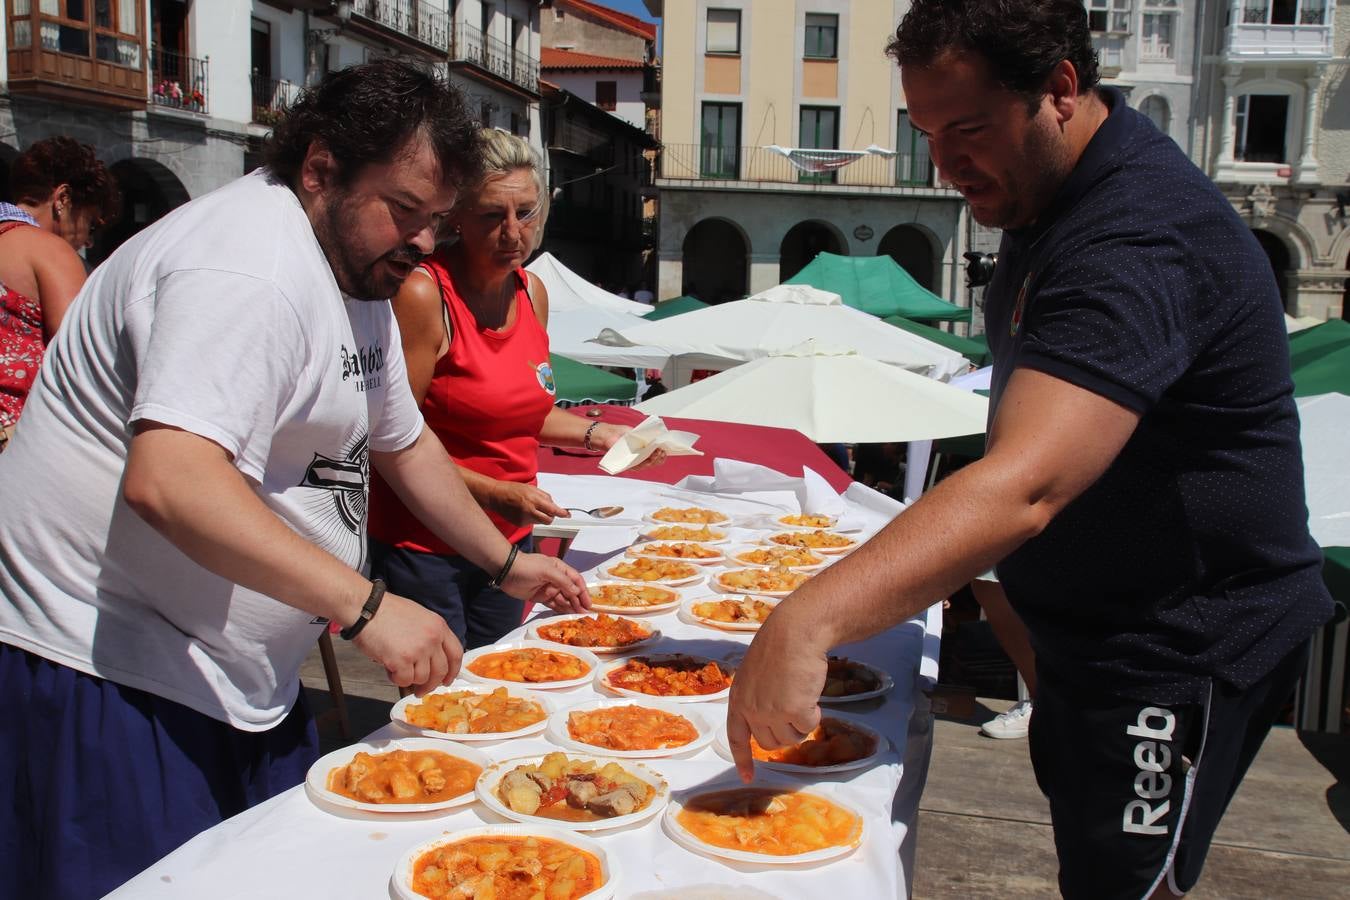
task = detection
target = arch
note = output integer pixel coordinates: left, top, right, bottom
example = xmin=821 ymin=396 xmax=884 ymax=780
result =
xmin=682 ymin=217 xmax=748 ymax=304
xmin=1239 ymin=210 xmax=1313 ymax=271
xmin=1251 ymin=227 xmax=1293 ymax=310
xmin=877 ymin=224 xmax=938 ymax=291
xmin=1343 ymin=247 xmax=1349 ymax=323
xmin=779 ymin=219 xmax=844 ymax=282
xmin=1138 ymin=94 xmax=1171 ymax=138
xmin=89 ymin=157 xmax=190 ymax=266
xmin=0 ymin=142 xmax=17 ymax=204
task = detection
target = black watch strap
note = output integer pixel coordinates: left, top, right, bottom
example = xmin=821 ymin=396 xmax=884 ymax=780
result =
xmin=339 ymin=578 xmax=386 ymax=641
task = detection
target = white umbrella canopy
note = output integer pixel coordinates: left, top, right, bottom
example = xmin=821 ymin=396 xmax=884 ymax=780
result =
xmin=617 ymin=293 xmax=969 ymax=384
xmin=635 ymin=345 xmax=989 ymax=443
xmin=525 ymin=252 xmax=651 ymax=315
xmin=1298 ymin=392 xmax=1350 ymax=548
xmin=547 ymin=306 xmax=672 ymax=370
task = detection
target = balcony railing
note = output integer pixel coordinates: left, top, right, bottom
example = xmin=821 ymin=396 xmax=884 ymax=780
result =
xmin=251 ymin=74 xmax=303 ymax=127
xmin=1225 ymin=20 xmax=1333 ymax=60
xmin=656 ymin=144 xmax=958 ymax=196
xmin=151 ymin=47 xmax=208 ymax=115
xmin=349 ymin=0 xmax=450 ymax=54
xmin=1139 ymin=35 xmax=1172 ymax=61
xmin=450 ymin=21 xmax=538 ymax=94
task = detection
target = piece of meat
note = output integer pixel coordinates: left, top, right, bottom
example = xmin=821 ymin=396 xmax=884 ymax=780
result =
xmin=420 ymin=767 xmax=447 ymax=793
xmin=564 ymin=775 xmax=600 ymax=808
xmin=585 ymin=782 xmax=647 ymax=817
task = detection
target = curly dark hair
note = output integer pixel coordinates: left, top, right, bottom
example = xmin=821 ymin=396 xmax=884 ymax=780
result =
xmin=10 ymin=136 xmax=119 ymax=223
xmin=887 ymin=0 xmax=1099 ymax=106
xmin=264 ymin=58 xmax=482 ymax=192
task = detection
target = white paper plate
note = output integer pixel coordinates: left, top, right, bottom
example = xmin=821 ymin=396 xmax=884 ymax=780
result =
xmin=642 ymin=508 xmax=731 ymax=527
xmin=602 ymin=559 xmax=705 ymax=586
xmin=306 ymin=737 xmax=489 ymax=814
xmin=638 ymin=525 xmax=731 ymax=544
xmin=527 ymin=613 xmax=661 ymax=654
xmin=726 ymin=545 xmax=831 ymax=571
xmin=763 ymin=530 xmax=859 ymax=555
xmin=679 ymin=595 xmax=780 ymax=632
xmin=773 ymin=513 xmax=840 ymax=531
xmin=546 ymin=698 xmax=716 ymax=758
xmin=711 ymin=567 xmax=812 ymax=598
xmin=711 ymin=713 xmax=887 ymax=775
xmin=662 ymin=781 xmax=865 ymax=866
xmin=476 ymin=754 xmax=670 ymax=832
xmin=625 ymin=541 xmax=727 ymax=566
xmin=460 ymin=641 xmax=601 ymax=691
xmin=391 ymin=823 xmax=618 ymax=900
xmin=585 ymin=581 xmax=683 ymax=615
xmin=596 ymin=653 xmax=734 ymax=703
xmin=390 ymin=685 xmax=554 ymax=742
xmin=819 ymin=658 xmax=895 ymax=705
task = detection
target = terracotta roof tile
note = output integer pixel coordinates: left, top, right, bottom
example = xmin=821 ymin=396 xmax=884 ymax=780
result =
xmin=541 ymin=47 xmax=646 ymax=70
xmin=561 ymin=0 xmax=657 ymax=41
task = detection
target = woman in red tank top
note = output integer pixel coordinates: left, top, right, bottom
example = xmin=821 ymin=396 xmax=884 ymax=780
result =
xmin=367 ymin=130 xmax=660 ymax=648
xmin=0 ymin=137 xmax=118 ymax=450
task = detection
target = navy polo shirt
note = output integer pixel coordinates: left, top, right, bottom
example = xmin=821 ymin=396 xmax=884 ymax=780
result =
xmin=985 ymin=87 xmax=1332 ymax=705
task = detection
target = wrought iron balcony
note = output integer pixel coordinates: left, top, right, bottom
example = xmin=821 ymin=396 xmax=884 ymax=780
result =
xmin=347 ymin=0 xmax=449 ymax=55
xmin=655 ymin=144 xmax=959 ymax=197
xmin=1227 ymin=2 xmax=1333 ymax=60
xmin=251 ymin=73 xmax=303 ymax=127
xmin=151 ymin=47 xmax=208 ymax=115
xmin=450 ymin=21 xmax=538 ymax=94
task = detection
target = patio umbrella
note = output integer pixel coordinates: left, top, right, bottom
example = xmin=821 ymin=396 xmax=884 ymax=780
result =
xmin=634 ymin=344 xmax=988 ymax=443
xmin=549 ymin=353 xmax=636 ymax=406
xmin=785 ymin=252 xmax=970 ymax=322
xmin=642 ymin=295 xmax=710 ymax=321
xmin=883 ymin=315 xmax=991 ymax=366
xmin=617 ymin=285 xmax=970 ymax=385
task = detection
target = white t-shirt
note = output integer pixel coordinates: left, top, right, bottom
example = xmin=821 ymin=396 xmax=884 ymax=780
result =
xmin=0 ymin=170 xmax=424 ymax=730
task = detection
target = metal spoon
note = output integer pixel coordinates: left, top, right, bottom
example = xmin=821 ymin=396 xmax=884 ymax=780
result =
xmin=564 ymin=506 xmax=624 ymax=518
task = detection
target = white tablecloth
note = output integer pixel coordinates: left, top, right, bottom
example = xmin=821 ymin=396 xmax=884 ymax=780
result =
xmin=110 ymin=468 xmax=939 ymax=900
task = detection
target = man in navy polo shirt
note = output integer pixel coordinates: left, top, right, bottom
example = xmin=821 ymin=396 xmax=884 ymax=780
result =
xmin=726 ymin=1 xmax=1333 ymax=896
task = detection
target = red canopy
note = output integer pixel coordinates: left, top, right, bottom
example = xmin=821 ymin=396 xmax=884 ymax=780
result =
xmin=537 ymin=405 xmax=852 ymax=493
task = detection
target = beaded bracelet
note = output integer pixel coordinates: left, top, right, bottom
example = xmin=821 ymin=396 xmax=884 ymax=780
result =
xmin=582 ymin=421 xmax=600 ymax=452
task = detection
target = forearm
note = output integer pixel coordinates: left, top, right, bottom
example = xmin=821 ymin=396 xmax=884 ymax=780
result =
xmin=771 ymin=455 xmax=1053 ymax=652
xmin=372 ymin=427 xmax=513 ymax=573
xmin=538 ymin=408 xmax=592 ymax=448
xmin=124 ymin=428 xmax=371 ymax=627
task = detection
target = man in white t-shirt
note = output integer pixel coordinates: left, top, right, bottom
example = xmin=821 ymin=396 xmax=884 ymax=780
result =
xmin=0 ymin=60 xmax=590 ymax=900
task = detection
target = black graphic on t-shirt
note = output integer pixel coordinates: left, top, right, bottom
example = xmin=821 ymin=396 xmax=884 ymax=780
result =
xmin=300 ymin=433 xmax=369 ymax=535
xmin=340 ymin=342 xmax=385 ymax=393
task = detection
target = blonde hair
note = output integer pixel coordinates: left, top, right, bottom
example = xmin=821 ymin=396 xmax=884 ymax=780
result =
xmin=472 ymin=127 xmax=550 ymax=248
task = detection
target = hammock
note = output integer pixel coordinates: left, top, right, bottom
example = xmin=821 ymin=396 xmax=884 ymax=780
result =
xmin=765 ymin=144 xmax=897 ymax=174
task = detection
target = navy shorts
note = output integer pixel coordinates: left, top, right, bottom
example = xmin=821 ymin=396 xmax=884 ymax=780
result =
xmin=369 ymin=535 xmax=531 ymax=650
xmin=0 ymin=642 xmax=318 ymax=900
xmin=1029 ymin=642 xmax=1307 ymax=899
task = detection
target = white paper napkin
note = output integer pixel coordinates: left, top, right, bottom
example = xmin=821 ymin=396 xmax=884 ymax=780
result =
xmin=598 ymin=415 xmax=704 ymax=475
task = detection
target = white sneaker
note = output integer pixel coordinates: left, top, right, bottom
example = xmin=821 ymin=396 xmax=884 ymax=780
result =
xmin=980 ymin=699 xmax=1032 ymax=739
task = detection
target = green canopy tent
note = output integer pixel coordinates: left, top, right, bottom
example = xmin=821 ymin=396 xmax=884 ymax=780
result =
xmin=1289 ymin=319 xmax=1350 ymax=390
xmin=549 ymin=353 xmax=637 ymax=407
xmin=642 ymin=295 xmax=710 ymax=321
xmin=883 ymin=315 xmax=991 ymax=366
xmin=785 ymin=251 xmax=970 ymax=322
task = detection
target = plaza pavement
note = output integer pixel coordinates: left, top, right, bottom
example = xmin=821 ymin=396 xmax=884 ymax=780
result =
xmin=301 ymin=639 xmax=1350 ymax=899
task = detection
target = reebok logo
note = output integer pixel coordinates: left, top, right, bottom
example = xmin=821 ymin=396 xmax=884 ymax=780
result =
xmin=1123 ymin=706 xmax=1175 ymax=836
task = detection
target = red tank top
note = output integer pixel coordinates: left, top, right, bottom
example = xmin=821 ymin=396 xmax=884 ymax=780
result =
xmin=368 ymin=257 xmax=556 ymax=555
xmin=0 ymin=222 xmax=47 ymax=429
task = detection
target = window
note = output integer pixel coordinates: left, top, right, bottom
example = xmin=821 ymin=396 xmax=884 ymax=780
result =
xmin=701 ymin=102 xmax=741 ymax=178
xmin=1086 ymin=0 xmax=1131 ymax=33
xmin=706 ymin=8 xmax=740 ymax=54
xmin=804 ymin=12 xmax=837 ymax=59
xmin=1234 ymin=94 xmax=1289 ymax=163
xmin=798 ymin=105 xmax=839 ymax=183
xmin=1141 ymin=0 xmax=1175 ymax=59
xmin=17 ymin=0 xmax=142 ymax=66
xmin=596 ymin=80 xmax=617 ymax=111
xmin=1243 ymin=1 xmax=1326 ymax=25
xmin=1139 ymin=95 xmax=1170 ymax=136
xmin=896 ymin=110 xmax=933 ymax=186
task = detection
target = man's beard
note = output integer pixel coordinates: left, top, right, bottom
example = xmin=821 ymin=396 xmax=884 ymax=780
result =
xmin=988 ymin=115 xmax=1074 ymax=231
xmin=315 ymin=191 xmax=425 ymax=301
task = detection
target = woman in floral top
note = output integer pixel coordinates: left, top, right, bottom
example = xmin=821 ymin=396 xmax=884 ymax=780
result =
xmin=0 ymin=137 xmax=118 ymax=449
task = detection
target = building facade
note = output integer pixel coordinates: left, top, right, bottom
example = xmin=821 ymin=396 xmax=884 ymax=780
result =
xmin=1 ymin=0 xmax=543 ymax=264
xmin=644 ymin=0 xmax=969 ymax=306
xmin=1192 ymin=0 xmax=1349 ymax=319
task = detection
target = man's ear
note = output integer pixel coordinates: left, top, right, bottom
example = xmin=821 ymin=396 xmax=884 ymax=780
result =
xmin=299 ymin=141 xmax=339 ymax=197
xmin=1045 ymin=59 xmax=1081 ymax=126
